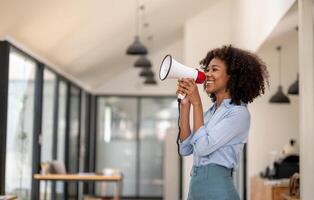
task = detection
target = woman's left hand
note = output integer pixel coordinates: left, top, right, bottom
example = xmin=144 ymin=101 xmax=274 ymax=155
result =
xmin=178 ymin=78 xmax=202 ymax=106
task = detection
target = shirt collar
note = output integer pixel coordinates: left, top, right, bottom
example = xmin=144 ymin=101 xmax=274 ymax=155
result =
xmin=222 ymin=98 xmax=234 ymax=108
xmin=208 ymin=99 xmax=230 ymax=113
xmin=209 ymin=98 xmax=246 ymax=112
xmin=211 ymin=98 xmax=232 ymax=109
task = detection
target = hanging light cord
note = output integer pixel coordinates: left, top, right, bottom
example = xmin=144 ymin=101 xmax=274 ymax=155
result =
xmin=277 ymin=46 xmax=282 ymax=85
xmin=136 ymin=0 xmax=139 ymax=36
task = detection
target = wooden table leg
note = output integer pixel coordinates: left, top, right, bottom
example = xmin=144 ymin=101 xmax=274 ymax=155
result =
xmin=113 ymin=180 xmax=121 ymax=200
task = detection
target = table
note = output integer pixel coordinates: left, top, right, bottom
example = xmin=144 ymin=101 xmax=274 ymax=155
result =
xmin=34 ymin=173 xmax=122 ymax=200
xmin=251 ymin=176 xmax=289 ymax=200
xmin=281 ymin=193 xmax=300 ymax=200
xmin=0 ymin=195 xmax=17 ymax=200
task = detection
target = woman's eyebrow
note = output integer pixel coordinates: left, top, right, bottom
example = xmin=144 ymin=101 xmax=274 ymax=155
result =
xmin=207 ymin=64 xmax=220 ymax=69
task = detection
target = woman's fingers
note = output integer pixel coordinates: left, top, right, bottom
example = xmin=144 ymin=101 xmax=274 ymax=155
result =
xmin=176 ymin=86 xmax=187 ymax=95
xmin=177 ymin=78 xmax=197 ymax=96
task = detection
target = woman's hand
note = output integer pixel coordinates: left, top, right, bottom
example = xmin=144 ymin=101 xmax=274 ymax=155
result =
xmin=177 ymin=78 xmax=202 ymax=106
xmin=176 ymin=80 xmax=190 ymax=105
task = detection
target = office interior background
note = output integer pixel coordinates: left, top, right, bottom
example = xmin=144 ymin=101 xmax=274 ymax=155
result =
xmin=0 ymin=0 xmax=314 ymax=199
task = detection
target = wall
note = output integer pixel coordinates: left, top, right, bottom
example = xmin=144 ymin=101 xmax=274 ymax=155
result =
xmin=250 ymin=30 xmax=299 ymax=178
xmin=231 ymin=0 xmax=296 ymax=51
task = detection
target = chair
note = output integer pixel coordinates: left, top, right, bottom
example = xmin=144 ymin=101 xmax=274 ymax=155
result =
xmin=48 ymin=160 xmax=67 ymax=174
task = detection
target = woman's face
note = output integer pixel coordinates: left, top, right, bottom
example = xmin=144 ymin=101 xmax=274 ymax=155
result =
xmin=204 ymin=58 xmax=230 ymax=95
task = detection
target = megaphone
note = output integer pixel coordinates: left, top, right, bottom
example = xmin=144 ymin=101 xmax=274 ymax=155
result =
xmin=159 ymin=54 xmax=206 ymax=99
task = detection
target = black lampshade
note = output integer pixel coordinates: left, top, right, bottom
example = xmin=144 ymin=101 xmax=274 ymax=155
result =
xmin=126 ymin=36 xmax=148 ymax=55
xmin=269 ymin=85 xmax=290 ymax=103
xmin=139 ymin=67 xmax=154 ymax=77
xmin=288 ymin=74 xmax=299 ymax=95
xmin=134 ymin=56 xmax=152 ymax=68
xmin=144 ymin=76 xmax=157 ymax=85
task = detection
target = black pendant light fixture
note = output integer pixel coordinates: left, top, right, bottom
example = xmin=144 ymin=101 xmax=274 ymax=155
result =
xmin=126 ymin=0 xmax=148 ymax=55
xmin=287 ymin=27 xmax=299 ymax=95
xmin=139 ymin=67 xmax=154 ymax=77
xmin=288 ymin=73 xmax=299 ymax=95
xmin=134 ymin=55 xmax=152 ymax=68
xmin=144 ymin=75 xmax=157 ymax=85
xmin=269 ymin=46 xmax=290 ymax=103
xmin=126 ymin=36 xmax=148 ymax=55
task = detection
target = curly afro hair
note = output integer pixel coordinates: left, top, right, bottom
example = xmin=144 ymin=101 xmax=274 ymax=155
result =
xmin=200 ymin=45 xmax=269 ymax=105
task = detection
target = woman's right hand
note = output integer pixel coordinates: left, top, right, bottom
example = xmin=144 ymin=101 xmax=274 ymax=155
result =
xmin=177 ymin=79 xmax=191 ymax=105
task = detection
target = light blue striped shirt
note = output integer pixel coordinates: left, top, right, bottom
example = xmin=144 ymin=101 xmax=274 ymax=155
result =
xmin=179 ymin=98 xmax=250 ymax=168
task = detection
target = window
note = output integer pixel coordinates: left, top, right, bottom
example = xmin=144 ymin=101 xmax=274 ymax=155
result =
xmin=96 ymin=97 xmax=138 ymax=196
xmin=96 ymin=96 xmax=178 ymax=198
xmin=5 ymin=49 xmax=36 ymax=199
xmin=40 ymin=69 xmax=56 ymax=198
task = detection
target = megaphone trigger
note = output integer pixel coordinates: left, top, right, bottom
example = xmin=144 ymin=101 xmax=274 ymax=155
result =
xmin=177 ymin=93 xmax=186 ymax=100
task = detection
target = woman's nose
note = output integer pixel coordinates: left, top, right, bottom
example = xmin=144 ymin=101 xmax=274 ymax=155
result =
xmin=205 ymin=71 xmax=212 ymax=77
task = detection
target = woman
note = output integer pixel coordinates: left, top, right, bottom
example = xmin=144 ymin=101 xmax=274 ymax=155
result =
xmin=177 ymin=45 xmax=269 ymax=200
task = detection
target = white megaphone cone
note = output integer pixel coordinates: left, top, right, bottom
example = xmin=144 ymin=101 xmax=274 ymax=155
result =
xmin=159 ymin=55 xmax=206 ymax=100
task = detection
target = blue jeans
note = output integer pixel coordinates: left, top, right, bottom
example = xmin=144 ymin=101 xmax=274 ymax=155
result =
xmin=187 ymin=164 xmax=240 ymax=200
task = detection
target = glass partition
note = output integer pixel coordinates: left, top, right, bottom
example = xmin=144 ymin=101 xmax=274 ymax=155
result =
xmin=5 ymin=49 xmax=36 ymax=199
xmin=0 ymin=43 xmax=88 ymax=200
xmin=96 ymin=96 xmax=178 ymax=198
xmin=55 ymin=80 xmax=67 ymax=199
xmin=96 ymin=97 xmax=138 ymax=196
xmin=39 ymin=69 xmax=56 ymax=198
xmin=67 ymin=86 xmax=80 ymax=199
xmin=139 ymin=98 xmax=178 ymax=197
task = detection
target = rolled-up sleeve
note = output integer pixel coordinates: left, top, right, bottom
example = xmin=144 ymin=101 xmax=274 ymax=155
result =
xmin=190 ymin=107 xmax=250 ymax=157
xmin=178 ymin=134 xmax=193 ymax=156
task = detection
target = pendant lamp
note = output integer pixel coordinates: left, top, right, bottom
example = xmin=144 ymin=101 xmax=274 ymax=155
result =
xmin=126 ymin=0 xmax=148 ymax=55
xmin=287 ymin=73 xmax=299 ymax=95
xmin=269 ymin=46 xmax=290 ymax=103
xmin=144 ymin=75 xmax=157 ymax=85
xmin=287 ymin=26 xmax=299 ymax=95
xmin=139 ymin=67 xmax=154 ymax=77
xmin=134 ymin=55 xmax=152 ymax=68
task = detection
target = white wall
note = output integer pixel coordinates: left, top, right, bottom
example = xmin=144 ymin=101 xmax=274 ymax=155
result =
xmin=250 ymin=30 xmax=299 ymax=178
xmin=231 ymin=0 xmax=296 ymax=51
xmin=94 ymin=38 xmax=183 ymax=95
xmin=183 ymin=0 xmax=231 ymax=199
xmin=298 ymin=0 xmax=314 ymax=198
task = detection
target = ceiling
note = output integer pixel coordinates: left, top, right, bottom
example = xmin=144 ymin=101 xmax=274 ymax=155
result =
xmin=261 ymin=2 xmax=298 ymax=47
xmin=0 ymin=0 xmax=215 ymax=91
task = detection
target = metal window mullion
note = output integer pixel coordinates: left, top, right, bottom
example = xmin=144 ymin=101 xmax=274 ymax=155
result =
xmin=31 ymin=62 xmax=44 ymax=200
xmin=83 ymin=93 xmax=91 ymax=194
xmin=51 ymin=76 xmax=60 ymax=200
xmin=76 ymin=89 xmax=82 ymax=198
xmin=64 ymin=83 xmax=71 ymax=200
xmin=87 ymin=95 xmax=97 ymax=194
xmin=0 ymin=41 xmax=10 ymax=195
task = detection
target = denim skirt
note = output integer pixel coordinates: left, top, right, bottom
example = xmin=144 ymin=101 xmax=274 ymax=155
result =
xmin=187 ymin=164 xmax=240 ymax=200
